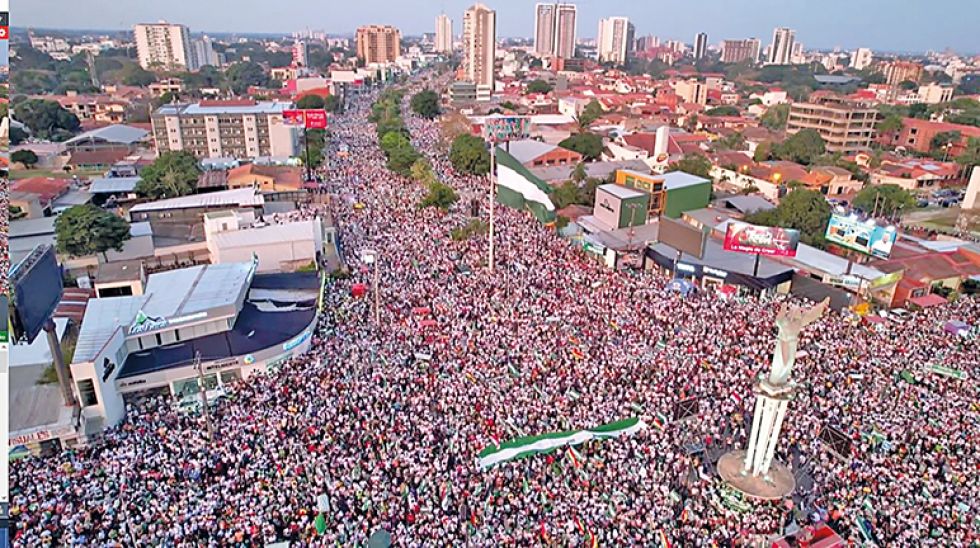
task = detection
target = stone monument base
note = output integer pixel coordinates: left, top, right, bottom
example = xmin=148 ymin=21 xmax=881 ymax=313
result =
xmin=717 ymin=450 xmax=795 ymax=500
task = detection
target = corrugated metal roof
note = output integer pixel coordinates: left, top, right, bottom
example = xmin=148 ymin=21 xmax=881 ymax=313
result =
xmin=210 ymin=220 xmax=319 ymax=249
xmin=128 ymin=188 xmax=264 ymax=213
xmin=89 ymin=177 xmax=142 ymax=194
xmin=63 ymin=124 xmax=149 ymax=146
xmin=598 ymin=183 xmax=645 ymax=199
xmin=141 ymin=262 xmax=254 ymax=318
xmin=74 ymin=296 xmax=149 ymax=364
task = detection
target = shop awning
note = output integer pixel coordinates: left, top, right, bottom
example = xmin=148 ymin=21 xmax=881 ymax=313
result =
xmin=908 ymin=293 xmax=947 ymax=308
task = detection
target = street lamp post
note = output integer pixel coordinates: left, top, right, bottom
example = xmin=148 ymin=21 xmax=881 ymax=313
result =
xmin=489 ymin=145 xmax=496 ymax=272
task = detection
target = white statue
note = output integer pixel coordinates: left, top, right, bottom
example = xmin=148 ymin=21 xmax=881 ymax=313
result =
xmin=768 ymin=298 xmax=829 ymax=386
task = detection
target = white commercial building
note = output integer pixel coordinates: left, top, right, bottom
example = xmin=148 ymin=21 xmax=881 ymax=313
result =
xmin=134 ymin=21 xmax=196 ymax=71
xmin=69 ymin=259 xmax=320 ymax=435
xmin=534 ymin=3 xmax=577 ymax=59
xmin=151 ymin=100 xmax=299 ymax=160
xmin=205 ymin=211 xmax=325 ymax=273
xmin=850 ymin=47 xmax=873 ymax=70
xmin=597 ymin=17 xmax=634 ymax=65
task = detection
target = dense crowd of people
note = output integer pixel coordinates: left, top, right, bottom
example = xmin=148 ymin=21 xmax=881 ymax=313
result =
xmin=9 ymin=74 xmax=980 ymax=547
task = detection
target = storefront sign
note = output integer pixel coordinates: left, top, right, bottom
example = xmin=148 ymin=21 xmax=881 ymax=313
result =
xmin=824 ymin=274 xmax=862 ymax=290
xmin=676 ymin=262 xmax=697 ymax=273
xmin=10 ymin=430 xmax=53 ymax=446
xmin=282 ymin=109 xmax=328 ymax=129
xmin=723 ymin=222 xmax=800 ymax=257
xmin=703 ymin=266 xmax=728 ymax=279
xmin=283 ymin=329 xmax=312 ymax=352
xmin=205 ymin=357 xmax=240 ymax=373
xmin=128 ymin=310 xmax=208 ymax=336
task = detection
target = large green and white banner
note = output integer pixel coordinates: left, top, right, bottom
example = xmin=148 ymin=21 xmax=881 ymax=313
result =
xmin=478 ymin=417 xmax=646 ymax=470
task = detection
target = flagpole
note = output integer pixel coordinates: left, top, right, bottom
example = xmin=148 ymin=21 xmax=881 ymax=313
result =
xmin=489 ymin=144 xmax=496 ymax=272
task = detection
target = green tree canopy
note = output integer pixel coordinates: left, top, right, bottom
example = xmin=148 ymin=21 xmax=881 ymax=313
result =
xmin=410 ymin=89 xmax=441 ymax=119
xmin=744 ymin=188 xmax=832 ymax=248
xmin=420 ymin=180 xmax=459 ymax=210
xmin=877 ymin=114 xmax=904 ymax=135
xmin=669 ymin=155 xmax=712 ymax=178
xmin=852 ymin=184 xmax=916 ymax=218
xmin=704 ymin=105 xmax=741 ymax=117
xmin=930 ymin=131 xmax=961 ymax=152
xmin=296 ymin=94 xmax=326 ymax=109
xmin=760 ymin=104 xmax=790 ymax=130
xmin=54 ymin=205 xmax=132 ymax=260
xmin=119 ymin=63 xmax=156 ymax=86
xmin=226 ymin=61 xmax=270 ymax=94
xmin=11 ymin=149 xmax=39 ymax=168
xmin=898 ymin=80 xmax=919 ymax=91
xmin=559 ymin=132 xmax=603 ymax=161
xmin=526 ymin=79 xmax=553 ymax=94
xmin=577 ymin=100 xmax=604 ymax=129
xmin=450 ymin=134 xmax=491 ymax=175
xmin=324 ymin=95 xmax=343 ymax=113
xmin=772 ymin=129 xmax=826 ymax=165
xmin=13 ymin=99 xmax=81 ymax=141
xmin=379 ymin=131 xmax=421 ymax=176
xmin=136 ymin=151 xmax=202 ymax=199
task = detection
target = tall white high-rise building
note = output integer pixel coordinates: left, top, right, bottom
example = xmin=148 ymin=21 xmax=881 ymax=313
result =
xmin=534 ymin=3 xmax=557 ymax=55
xmin=435 ymin=14 xmax=453 ymax=53
xmin=192 ymin=35 xmax=219 ymax=69
xmin=463 ymin=3 xmax=496 ymax=89
xmin=597 ymin=16 xmax=634 ymax=65
xmin=694 ymin=32 xmax=708 ymax=60
xmin=850 ymin=47 xmax=873 ymax=70
xmin=767 ymin=27 xmax=796 ymax=65
xmin=534 ymin=3 xmax=577 ymax=59
xmin=134 ymin=21 xmax=196 ymax=71
xmin=292 ymin=40 xmax=309 ymax=67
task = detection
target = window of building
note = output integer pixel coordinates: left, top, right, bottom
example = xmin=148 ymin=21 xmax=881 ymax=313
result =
xmin=78 ymin=379 xmax=99 ymax=407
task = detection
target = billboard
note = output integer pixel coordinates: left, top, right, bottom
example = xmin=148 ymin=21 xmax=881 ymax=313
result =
xmin=659 ymin=216 xmax=706 ymax=259
xmin=482 ymin=115 xmax=530 ymax=142
xmin=723 ymin=221 xmax=800 ymax=257
xmin=10 ymin=244 xmax=64 ymax=344
xmin=825 ymin=214 xmax=897 ymax=259
xmin=281 ymin=109 xmax=328 ymax=129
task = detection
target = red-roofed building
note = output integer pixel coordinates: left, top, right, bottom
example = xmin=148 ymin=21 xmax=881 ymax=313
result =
xmin=873 ymin=249 xmax=980 ymax=307
xmin=11 ymin=177 xmax=71 ymax=203
xmin=882 ymin=118 xmax=980 ymax=157
xmin=870 ymin=157 xmax=962 ymax=192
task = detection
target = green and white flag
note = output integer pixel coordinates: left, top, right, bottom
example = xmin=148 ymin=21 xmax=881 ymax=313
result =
xmin=477 ymin=417 xmax=646 ymax=470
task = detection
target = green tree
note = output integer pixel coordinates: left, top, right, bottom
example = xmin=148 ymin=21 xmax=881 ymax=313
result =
xmin=852 ymin=185 xmax=916 ymax=218
xmin=744 ymin=188 xmax=832 ymax=248
xmin=136 ymin=151 xmax=202 ymax=199
xmin=54 ymin=205 xmax=132 ymax=261
xmin=877 ymin=114 xmax=904 ymax=135
xmin=571 ymin=162 xmax=588 ymax=183
xmin=715 ymin=132 xmax=746 ymax=151
xmin=410 ymin=158 xmax=435 ymax=184
xmin=760 ymin=104 xmax=790 ymax=130
xmin=420 ymin=181 xmax=459 ymax=210
xmin=955 ymin=138 xmax=980 ymax=169
xmin=11 ymin=149 xmax=39 ymax=168
xmin=450 ymin=134 xmax=491 ymax=175
xmin=551 ymin=181 xmax=583 ymax=209
xmin=669 ymin=155 xmax=712 ymax=178
xmin=526 ymin=79 xmax=553 ymax=94
xmin=898 ymin=80 xmax=919 ymax=91
xmin=577 ymin=100 xmax=604 ymax=129
xmin=930 ymin=130 xmax=961 ymax=152
xmin=772 ymin=129 xmax=826 ymax=165
xmin=379 ymin=131 xmax=421 ymax=176
xmin=10 ymin=127 xmax=29 ymax=146
xmin=13 ymin=99 xmax=81 ymax=141
xmin=410 ymin=89 xmax=441 ymax=119
xmin=704 ymin=105 xmax=741 ymax=117
xmin=558 ymin=132 xmax=603 ymax=161
xmin=754 ymin=141 xmax=772 ymax=162
xmin=324 ymin=95 xmax=343 ymax=113
xmin=296 ymin=94 xmax=326 ymax=109
xmin=226 ymin=61 xmax=270 ymax=94
xmin=119 ymin=63 xmax=156 ymax=86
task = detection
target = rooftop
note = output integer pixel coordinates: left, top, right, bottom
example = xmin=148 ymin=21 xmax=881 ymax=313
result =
xmin=504 ymin=139 xmax=562 ymax=164
xmin=210 ymin=219 xmax=321 ymax=248
xmin=156 ymin=101 xmax=295 ymax=116
xmin=89 ymin=176 xmax=142 ymax=194
xmin=63 ymin=124 xmax=149 ymax=147
xmin=598 ymin=183 xmax=645 ymax=200
xmin=128 ymin=188 xmax=264 ymax=213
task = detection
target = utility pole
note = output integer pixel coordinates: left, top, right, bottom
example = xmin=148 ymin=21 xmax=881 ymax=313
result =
xmin=195 ymin=352 xmax=213 ymax=441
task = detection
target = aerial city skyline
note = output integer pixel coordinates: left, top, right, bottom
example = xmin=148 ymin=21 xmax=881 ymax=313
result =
xmin=5 ymin=0 xmax=979 ymax=546
xmin=12 ymin=0 xmax=980 ymax=53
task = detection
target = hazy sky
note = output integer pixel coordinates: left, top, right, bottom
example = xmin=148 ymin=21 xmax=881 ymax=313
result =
xmin=15 ymin=0 xmax=980 ymax=53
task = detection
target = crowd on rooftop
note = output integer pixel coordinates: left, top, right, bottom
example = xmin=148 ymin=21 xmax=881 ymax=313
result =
xmin=8 ymin=74 xmax=979 ymax=547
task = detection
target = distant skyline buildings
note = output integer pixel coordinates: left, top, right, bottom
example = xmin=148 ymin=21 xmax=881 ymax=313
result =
xmin=533 ymin=3 xmax=576 ymax=59
xmin=720 ymin=38 xmax=761 ymax=64
xmin=767 ymin=26 xmax=795 ymax=65
xmin=596 ymin=16 xmax=633 ymax=65
xmin=14 ymin=1 xmax=980 ymax=55
xmin=355 ymin=24 xmax=401 ymax=64
xmin=435 ymin=14 xmax=453 ymax=53
xmin=694 ymin=32 xmax=707 ymax=60
xmin=462 ymin=3 xmax=495 ymax=89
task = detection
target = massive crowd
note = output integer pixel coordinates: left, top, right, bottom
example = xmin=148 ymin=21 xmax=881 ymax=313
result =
xmin=9 ymin=75 xmax=980 ymax=547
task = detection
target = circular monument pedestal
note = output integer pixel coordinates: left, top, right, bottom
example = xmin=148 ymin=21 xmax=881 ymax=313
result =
xmin=717 ymin=450 xmax=795 ymax=500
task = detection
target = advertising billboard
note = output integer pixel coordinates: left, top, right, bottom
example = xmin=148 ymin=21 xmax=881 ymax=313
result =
xmin=10 ymin=245 xmax=64 ymax=344
xmin=281 ymin=109 xmax=328 ymax=129
xmin=482 ymin=115 xmax=530 ymax=142
xmin=825 ymin=214 xmax=897 ymax=259
xmin=723 ymin=222 xmax=800 ymax=257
